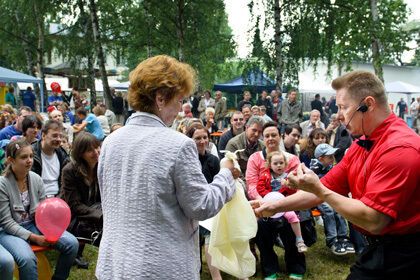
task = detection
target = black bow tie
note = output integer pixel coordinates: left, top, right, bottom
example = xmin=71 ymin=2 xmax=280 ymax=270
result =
xmin=357 ymin=139 xmax=374 ymax=151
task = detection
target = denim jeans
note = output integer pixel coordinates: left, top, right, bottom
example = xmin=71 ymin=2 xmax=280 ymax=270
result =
xmin=318 ymin=202 xmax=348 ymax=247
xmin=0 ymin=222 xmax=78 ymax=280
xmin=0 ymin=243 xmax=14 ymax=280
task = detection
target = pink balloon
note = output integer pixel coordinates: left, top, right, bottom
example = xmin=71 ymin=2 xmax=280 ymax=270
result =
xmin=263 ymin=192 xmax=285 ymax=219
xmin=35 ymin=198 xmax=71 ymax=243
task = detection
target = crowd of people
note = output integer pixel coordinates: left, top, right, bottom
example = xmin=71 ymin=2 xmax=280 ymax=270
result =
xmin=0 ymin=55 xmax=418 ymax=280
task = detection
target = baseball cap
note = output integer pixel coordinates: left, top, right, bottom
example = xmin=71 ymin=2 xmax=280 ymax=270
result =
xmin=50 ymin=82 xmax=62 ymax=93
xmin=314 ymin=143 xmax=338 ymax=158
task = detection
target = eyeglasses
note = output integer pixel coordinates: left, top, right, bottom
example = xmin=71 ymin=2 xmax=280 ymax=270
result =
xmin=233 ymin=118 xmax=244 ymax=122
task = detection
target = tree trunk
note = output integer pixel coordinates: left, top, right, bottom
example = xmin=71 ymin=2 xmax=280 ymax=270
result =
xmin=87 ymin=53 xmax=97 ymax=107
xmin=273 ymin=0 xmax=283 ymax=91
xmin=33 ymin=0 xmax=47 ymax=111
xmin=89 ymin=0 xmax=112 ymax=109
xmin=176 ymin=0 xmax=185 ymax=61
xmin=370 ymin=0 xmax=384 ymax=82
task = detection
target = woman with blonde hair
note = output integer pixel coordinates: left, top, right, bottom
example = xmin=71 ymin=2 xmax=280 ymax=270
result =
xmin=96 ymin=55 xmax=238 ymax=280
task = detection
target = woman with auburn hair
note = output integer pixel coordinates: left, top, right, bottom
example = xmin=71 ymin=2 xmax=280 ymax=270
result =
xmin=0 ymin=139 xmax=78 ymax=280
xmin=299 ymin=128 xmax=329 ymax=167
xmin=60 ymin=132 xmax=102 ymax=269
xmin=96 ymin=55 xmax=239 ymax=280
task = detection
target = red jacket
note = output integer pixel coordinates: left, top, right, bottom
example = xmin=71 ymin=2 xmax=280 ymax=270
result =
xmin=256 ymin=168 xmax=297 ymax=198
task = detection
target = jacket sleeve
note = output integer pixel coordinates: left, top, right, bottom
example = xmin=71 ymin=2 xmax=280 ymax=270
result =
xmin=60 ymin=164 xmax=102 ymax=221
xmin=197 ymin=99 xmax=205 ymax=113
xmin=0 ymin=180 xmax=32 ymax=240
xmin=256 ymin=171 xmax=271 ymax=198
xmin=173 ymin=139 xmax=235 ymax=221
xmin=225 ymin=138 xmax=237 ymax=153
xmin=245 ymin=153 xmax=261 ymax=200
xmin=217 ymin=133 xmax=229 ymax=158
xmin=221 ymin=100 xmax=227 ymax=118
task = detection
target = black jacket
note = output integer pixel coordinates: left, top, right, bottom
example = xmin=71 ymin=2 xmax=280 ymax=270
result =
xmin=331 ymin=125 xmax=352 ymax=163
xmin=199 ymin=152 xmax=220 ymax=183
xmin=31 ymin=140 xmax=70 ymax=192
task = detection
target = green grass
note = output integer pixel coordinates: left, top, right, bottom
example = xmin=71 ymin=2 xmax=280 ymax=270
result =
xmin=44 ymin=225 xmax=356 ymax=280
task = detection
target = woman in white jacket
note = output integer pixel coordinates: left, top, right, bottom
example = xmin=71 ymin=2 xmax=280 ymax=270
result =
xmin=96 ymin=55 xmax=239 ymax=280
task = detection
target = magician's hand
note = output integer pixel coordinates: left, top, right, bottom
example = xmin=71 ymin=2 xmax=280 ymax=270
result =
xmin=250 ymin=199 xmax=280 ymax=218
xmin=286 ymin=163 xmax=322 ymax=195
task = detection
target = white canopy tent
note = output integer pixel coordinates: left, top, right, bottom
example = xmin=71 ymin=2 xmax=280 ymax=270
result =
xmin=385 ymin=81 xmax=420 ymax=116
xmin=0 ymin=66 xmax=45 ymax=111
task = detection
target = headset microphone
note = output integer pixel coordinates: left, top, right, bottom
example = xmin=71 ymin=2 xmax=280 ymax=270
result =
xmin=341 ymin=103 xmax=368 ymax=137
xmin=357 ymin=104 xmax=368 ymax=113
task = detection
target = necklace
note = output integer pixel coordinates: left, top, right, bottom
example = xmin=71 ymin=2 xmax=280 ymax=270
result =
xmin=17 ymin=177 xmax=28 ymax=193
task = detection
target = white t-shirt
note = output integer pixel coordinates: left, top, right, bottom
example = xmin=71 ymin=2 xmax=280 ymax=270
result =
xmin=41 ymin=151 xmax=60 ymax=197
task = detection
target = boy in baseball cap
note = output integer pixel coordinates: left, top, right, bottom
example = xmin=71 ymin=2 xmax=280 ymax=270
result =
xmin=310 ymin=143 xmax=356 ymax=256
xmin=310 ymin=143 xmax=338 ymax=178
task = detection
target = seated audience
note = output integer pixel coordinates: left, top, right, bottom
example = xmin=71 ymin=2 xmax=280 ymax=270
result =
xmin=0 ymin=139 xmax=78 ymax=280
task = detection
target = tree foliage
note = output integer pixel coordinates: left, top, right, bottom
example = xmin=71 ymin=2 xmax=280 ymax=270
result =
xmin=246 ymin=0 xmax=411 ymax=88
xmin=0 ymin=0 xmax=237 ymax=93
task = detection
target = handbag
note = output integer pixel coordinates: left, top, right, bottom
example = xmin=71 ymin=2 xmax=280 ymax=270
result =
xmin=68 ymin=203 xmax=103 ymax=246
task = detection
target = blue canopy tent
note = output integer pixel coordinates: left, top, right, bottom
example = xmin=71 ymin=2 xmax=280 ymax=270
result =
xmin=213 ymin=70 xmax=276 ymax=105
xmin=0 ymin=66 xmax=45 ymax=112
xmin=213 ymin=70 xmax=276 ymax=93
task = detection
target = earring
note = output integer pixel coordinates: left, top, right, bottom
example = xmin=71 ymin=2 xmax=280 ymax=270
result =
xmin=159 ymin=107 xmax=162 ymax=111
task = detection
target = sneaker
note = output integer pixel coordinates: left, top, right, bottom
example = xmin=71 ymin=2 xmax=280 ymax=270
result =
xmin=73 ymin=256 xmax=89 ymax=269
xmin=342 ymin=239 xmax=355 ymax=254
xmin=289 ymin=273 xmax=304 ymax=279
xmin=330 ymin=241 xmax=347 ymax=255
xmin=264 ymin=273 xmax=278 ymax=280
xmin=296 ymin=240 xmax=308 ymax=253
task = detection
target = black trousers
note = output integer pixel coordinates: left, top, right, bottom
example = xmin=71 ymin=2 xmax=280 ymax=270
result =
xmin=256 ymin=218 xmax=306 ymax=277
xmin=347 ymin=233 xmax=420 ymax=279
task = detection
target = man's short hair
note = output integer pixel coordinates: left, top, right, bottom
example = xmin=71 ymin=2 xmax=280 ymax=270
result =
xmin=331 ymin=70 xmax=387 ymax=105
xmin=231 ymin=111 xmax=243 ymax=120
xmin=315 ymin=94 xmax=320 ymax=99
xmin=242 ymin=104 xmax=252 ymax=110
xmin=310 ymin=109 xmax=320 ymax=116
xmin=18 ymin=106 xmax=32 ymax=116
xmin=41 ymin=119 xmax=63 ymax=135
xmin=246 ymin=116 xmax=264 ymax=127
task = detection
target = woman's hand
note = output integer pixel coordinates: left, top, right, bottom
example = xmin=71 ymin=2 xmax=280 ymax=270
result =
xmin=29 ymin=233 xmax=51 ymax=247
xmin=221 ymin=159 xmax=241 ymax=179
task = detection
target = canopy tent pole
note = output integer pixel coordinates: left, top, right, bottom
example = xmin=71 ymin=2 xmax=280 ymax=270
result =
xmin=39 ymin=80 xmax=45 ymax=112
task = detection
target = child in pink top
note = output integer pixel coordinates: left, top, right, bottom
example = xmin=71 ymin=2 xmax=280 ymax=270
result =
xmin=257 ymin=151 xmax=308 ymax=253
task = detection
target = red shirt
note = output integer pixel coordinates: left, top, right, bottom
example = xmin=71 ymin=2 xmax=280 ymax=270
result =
xmin=321 ymin=113 xmax=420 ymax=235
